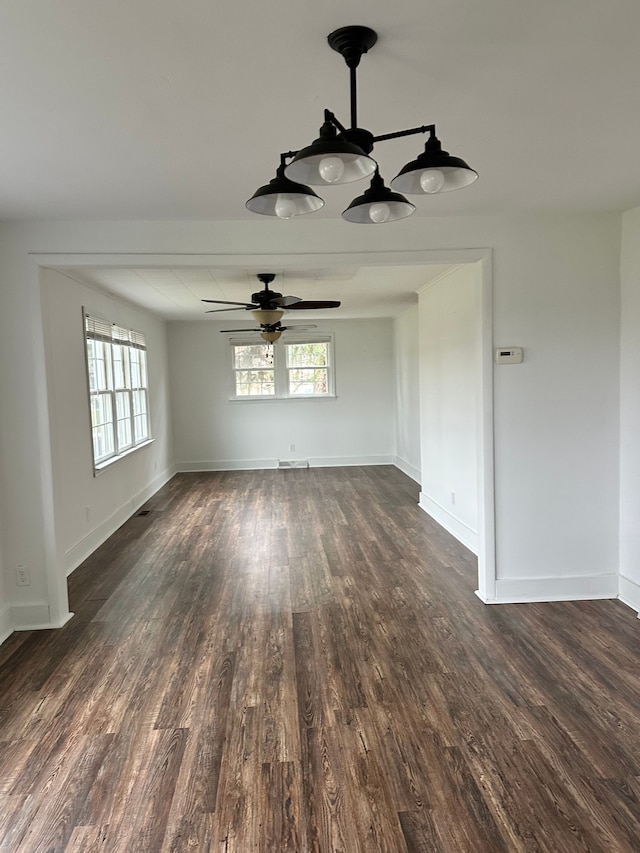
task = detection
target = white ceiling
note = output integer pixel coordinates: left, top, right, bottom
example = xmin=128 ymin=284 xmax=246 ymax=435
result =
xmin=6 ymin=1 xmax=640 ymax=318
xmin=59 ymin=264 xmax=454 ymax=320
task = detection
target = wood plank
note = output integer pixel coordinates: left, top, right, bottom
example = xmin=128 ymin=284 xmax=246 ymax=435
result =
xmin=0 ymin=468 xmax=639 ymax=851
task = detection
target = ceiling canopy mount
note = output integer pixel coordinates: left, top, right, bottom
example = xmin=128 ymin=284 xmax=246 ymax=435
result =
xmin=246 ymin=25 xmax=478 ymax=225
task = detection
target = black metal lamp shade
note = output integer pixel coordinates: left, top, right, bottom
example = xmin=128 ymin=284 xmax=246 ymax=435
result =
xmin=390 ymin=134 xmax=478 ymax=195
xmin=285 ymin=120 xmax=376 ymax=186
xmin=245 ymin=164 xmax=324 ymax=218
xmin=341 ymin=171 xmax=415 ymax=224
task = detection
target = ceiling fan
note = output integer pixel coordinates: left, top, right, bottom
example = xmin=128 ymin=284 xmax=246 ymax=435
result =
xmin=201 ymin=272 xmax=341 ymax=321
xmin=219 ymin=320 xmax=318 ymax=343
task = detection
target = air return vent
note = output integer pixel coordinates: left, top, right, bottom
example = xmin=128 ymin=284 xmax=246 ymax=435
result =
xmin=278 ymin=460 xmax=309 ymax=469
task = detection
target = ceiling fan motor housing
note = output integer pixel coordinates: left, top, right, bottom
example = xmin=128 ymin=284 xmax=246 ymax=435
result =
xmin=251 ymin=288 xmax=283 ymax=306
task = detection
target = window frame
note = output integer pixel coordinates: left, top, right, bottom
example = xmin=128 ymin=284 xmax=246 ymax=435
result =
xmin=229 ymin=334 xmax=335 ymax=401
xmin=83 ymin=309 xmax=152 ymax=473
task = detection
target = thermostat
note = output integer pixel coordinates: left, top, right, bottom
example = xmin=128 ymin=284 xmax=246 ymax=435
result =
xmin=495 ymin=346 xmax=523 ymax=364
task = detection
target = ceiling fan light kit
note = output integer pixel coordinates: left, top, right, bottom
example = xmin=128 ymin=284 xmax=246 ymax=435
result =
xmin=246 ymin=25 xmax=477 ymax=224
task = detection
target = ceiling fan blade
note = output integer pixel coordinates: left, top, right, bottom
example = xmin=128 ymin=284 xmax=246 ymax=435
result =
xmin=286 ymin=300 xmax=341 ymax=309
xmin=205 ymin=306 xmax=254 ymax=313
xmin=219 ymin=328 xmax=261 ymax=333
xmin=201 ymin=299 xmax=256 ymax=307
xmin=280 ymin=324 xmax=318 ymax=330
xmin=271 ymin=295 xmax=302 ymax=307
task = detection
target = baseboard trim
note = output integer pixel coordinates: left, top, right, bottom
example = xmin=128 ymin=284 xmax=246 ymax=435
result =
xmin=619 ymin=574 xmax=640 ymax=617
xmin=418 ymin=492 xmax=478 ymax=554
xmin=392 ymin=456 xmax=421 ymax=485
xmin=65 ymin=465 xmax=176 ymax=576
xmin=177 ymin=459 xmax=278 ymax=472
xmin=476 ymin=572 xmax=618 ymax=604
xmin=176 ymin=456 xmax=393 ymax=472
xmin=308 ymin=456 xmax=392 ymax=468
xmin=10 ymin=604 xmax=75 ymax=632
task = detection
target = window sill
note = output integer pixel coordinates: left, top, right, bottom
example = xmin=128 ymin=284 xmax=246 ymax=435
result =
xmin=229 ymin=395 xmax=337 ymax=403
xmin=93 ymin=438 xmax=155 ymax=476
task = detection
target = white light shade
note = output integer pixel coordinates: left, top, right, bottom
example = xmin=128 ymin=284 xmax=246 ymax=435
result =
xmin=252 ymin=309 xmax=284 ymax=324
xmin=261 ymin=330 xmax=282 ymax=343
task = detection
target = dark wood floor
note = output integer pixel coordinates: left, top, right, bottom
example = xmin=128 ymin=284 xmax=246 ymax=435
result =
xmin=1 ymin=467 xmax=640 ymax=851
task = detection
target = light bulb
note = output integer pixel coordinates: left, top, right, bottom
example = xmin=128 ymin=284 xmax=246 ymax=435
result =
xmin=420 ymin=169 xmax=445 ymax=193
xmin=319 ymin=156 xmax=345 ymax=183
xmin=274 ymin=196 xmax=297 ymax=219
xmin=368 ymin=202 xmax=390 ymax=223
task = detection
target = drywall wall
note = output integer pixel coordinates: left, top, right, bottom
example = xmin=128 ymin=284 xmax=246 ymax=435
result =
xmin=0 ymin=212 xmax=622 ymax=633
xmin=619 ymin=205 xmax=640 ymax=613
xmin=418 ymin=265 xmax=480 ymax=552
xmin=393 ymin=306 xmax=421 ymax=482
xmin=168 ymin=318 xmax=393 ymax=469
xmin=40 ymin=268 xmax=175 ymax=578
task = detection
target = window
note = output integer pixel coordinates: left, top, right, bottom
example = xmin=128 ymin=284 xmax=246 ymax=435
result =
xmin=84 ymin=311 xmax=151 ymax=469
xmin=231 ymin=336 xmax=334 ymax=399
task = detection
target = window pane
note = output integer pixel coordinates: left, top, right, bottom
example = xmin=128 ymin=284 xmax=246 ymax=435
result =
xmin=90 ymin=340 xmax=111 ymax=391
xmin=93 ymin=423 xmax=114 ymax=462
xmin=235 ymin=368 xmax=275 ymax=396
xmin=132 ymin=389 xmax=147 ymax=416
xmin=91 ymin=393 xmax=113 ymax=427
xmin=132 ymin=390 xmax=148 ymax=440
xmin=115 ymin=391 xmax=130 ymax=420
xmin=286 ymin=342 xmax=328 ymax=368
xmin=130 ymin=349 xmax=141 ymax=388
xmin=234 ymin=344 xmax=273 ymax=369
xmin=138 ymin=349 xmax=147 ymax=387
xmin=112 ymin=345 xmax=126 ymax=389
xmin=134 ymin=414 xmax=149 ymax=442
xmin=117 ymin=417 xmax=132 ymax=450
xmin=288 ymin=367 xmax=328 ymax=395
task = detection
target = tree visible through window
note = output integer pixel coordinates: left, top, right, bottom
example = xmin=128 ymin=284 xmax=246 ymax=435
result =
xmin=286 ymin=342 xmax=329 ymax=395
xmin=231 ymin=337 xmax=333 ymax=399
xmin=233 ymin=344 xmax=275 ymax=396
xmin=84 ymin=312 xmax=150 ymax=468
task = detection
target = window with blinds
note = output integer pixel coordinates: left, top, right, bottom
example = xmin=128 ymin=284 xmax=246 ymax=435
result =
xmin=84 ymin=311 xmax=151 ymax=469
xmin=230 ymin=335 xmax=334 ymax=399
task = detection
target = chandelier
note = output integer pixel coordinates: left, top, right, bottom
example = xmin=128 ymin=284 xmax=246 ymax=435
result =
xmin=246 ymin=25 xmax=478 ymax=225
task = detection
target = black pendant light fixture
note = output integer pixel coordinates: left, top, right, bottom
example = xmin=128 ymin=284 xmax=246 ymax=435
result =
xmin=246 ymin=25 xmax=478 ymax=224
xmin=342 ymin=170 xmax=415 ymax=224
xmin=245 ymin=158 xmax=324 ymax=218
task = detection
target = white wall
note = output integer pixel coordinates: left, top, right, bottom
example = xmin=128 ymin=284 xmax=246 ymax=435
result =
xmin=417 ymin=265 xmax=481 ymax=552
xmin=0 ymin=212 xmax=623 ymax=634
xmin=40 ymin=268 xmax=175 ymax=579
xmin=393 ymin=306 xmax=421 ymax=482
xmin=0 ymin=529 xmax=9 ymax=644
xmin=168 ymin=318 xmax=393 ymax=469
xmin=490 ymin=220 xmax=620 ymax=602
xmin=619 ymin=206 xmax=640 ymax=613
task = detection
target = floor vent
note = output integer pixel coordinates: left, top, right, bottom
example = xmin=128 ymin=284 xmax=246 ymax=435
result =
xmin=278 ymin=460 xmax=309 ymax=469
xmin=137 ymin=509 xmax=152 ymax=516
